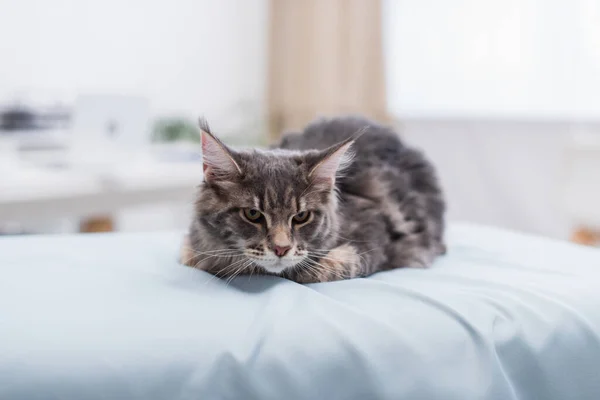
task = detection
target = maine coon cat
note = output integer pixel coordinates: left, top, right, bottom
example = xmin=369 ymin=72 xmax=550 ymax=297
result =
xmin=181 ymin=116 xmax=446 ymax=283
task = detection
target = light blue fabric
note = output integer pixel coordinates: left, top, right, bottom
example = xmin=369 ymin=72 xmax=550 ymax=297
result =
xmin=1 ymin=224 xmax=600 ymax=400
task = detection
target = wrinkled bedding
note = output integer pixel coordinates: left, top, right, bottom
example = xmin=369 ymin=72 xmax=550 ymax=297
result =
xmin=1 ymin=223 xmax=600 ymax=399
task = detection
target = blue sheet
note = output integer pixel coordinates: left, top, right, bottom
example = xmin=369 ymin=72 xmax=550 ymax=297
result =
xmin=1 ymin=224 xmax=600 ymax=400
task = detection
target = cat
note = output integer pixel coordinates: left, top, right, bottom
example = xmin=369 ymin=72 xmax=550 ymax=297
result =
xmin=181 ymin=116 xmax=446 ymax=283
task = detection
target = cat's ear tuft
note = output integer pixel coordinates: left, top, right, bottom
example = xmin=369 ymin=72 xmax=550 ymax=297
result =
xmin=199 ymin=118 xmax=242 ymax=183
xmin=309 ymin=137 xmax=355 ymax=187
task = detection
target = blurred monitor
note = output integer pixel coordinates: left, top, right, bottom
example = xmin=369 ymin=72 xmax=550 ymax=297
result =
xmin=71 ymin=95 xmax=150 ymax=151
xmin=69 ymin=95 xmax=150 ymax=168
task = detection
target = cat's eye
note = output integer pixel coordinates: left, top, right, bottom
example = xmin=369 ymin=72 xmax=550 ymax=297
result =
xmin=243 ymin=208 xmax=263 ymax=222
xmin=293 ymin=211 xmax=311 ymax=224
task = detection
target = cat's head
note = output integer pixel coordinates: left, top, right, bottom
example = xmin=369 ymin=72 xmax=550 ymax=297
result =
xmin=195 ymin=119 xmax=354 ymax=275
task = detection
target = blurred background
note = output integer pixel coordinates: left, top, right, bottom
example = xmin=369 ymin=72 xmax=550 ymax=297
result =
xmin=1 ymin=0 xmax=599 ymax=245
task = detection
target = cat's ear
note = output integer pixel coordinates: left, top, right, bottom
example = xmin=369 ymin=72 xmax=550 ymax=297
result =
xmin=199 ymin=118 xmax=242 ymax=183
xmin=308 ymin=137 xmax=355 ymax=188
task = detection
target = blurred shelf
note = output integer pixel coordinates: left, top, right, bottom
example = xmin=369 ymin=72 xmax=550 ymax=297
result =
xmin=0 ymin=161 xmax=202 ymax=224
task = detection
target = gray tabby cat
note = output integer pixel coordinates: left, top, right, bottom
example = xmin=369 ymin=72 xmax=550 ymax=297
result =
xmin=181 ymin=116 xmax=446 ymax=283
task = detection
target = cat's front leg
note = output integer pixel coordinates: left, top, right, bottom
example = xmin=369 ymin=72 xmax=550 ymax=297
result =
xmin=296 ymin=244 xmax=361 ymax=283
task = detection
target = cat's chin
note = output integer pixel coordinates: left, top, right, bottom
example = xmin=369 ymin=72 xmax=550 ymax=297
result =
xmin=260 ymin=266 xmax=289 ymax=275
xmin=254 ymin=259 xmax=299 ymax=275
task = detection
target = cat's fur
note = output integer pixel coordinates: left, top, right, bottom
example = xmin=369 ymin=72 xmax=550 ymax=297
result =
xmin=182 ymin=116 xmax=446 ymax=283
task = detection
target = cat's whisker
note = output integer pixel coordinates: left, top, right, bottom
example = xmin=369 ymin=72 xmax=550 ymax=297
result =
xmin=202 ymin=256 xmax=249 ymax=285
xmin=183 ymin=247 xmax=244 ymax=265
xmin=221 ymin=257 xmax=250 ymax=276
xmin=196 ymin=253 xmax=244 ymax=261
xmin=182 ymin=246 xmax=235 ymax=260
xmin=307 ymin=250 xmax=357 ymax=263
xmin=305 ymin=258 xmax=348 ymax=280
xmin=225 ymin=259 xmax=254 ymax=286
xmin=354 ymin=248 xmax=380 ymax=265
xmin=206 ymin=259 xmax=248 ymax=286
xmin=233 ymin=260 xmax=254 ymax=280
xmin=309 ymin=245 xmax=377 ymax=254
xmin=193 ymin=256 xmax=244 ymax=268
xmin=308 ymin=254 xmax=354 ymax=266
xmin=189 ymin=248 xmax=244 ymax=256
xmin=309 ymin=264 xmax=344 ymax=281
xmin=193 ymin=254 xmax=237 ymax=270
xmin=313 ymin=263 xmax=349 ymax=274
xmin=246 ymin=261 xmax=258 ymax=282
xmin=191 ymin=250 xmax=245 ymax=270
xmin=203 ymin=267 xmax=229 ymax=285
xmin=308 ymin=246 xmax=378 ymax=266
xmin=307 ymin=254 xmax=349 ymax=266
xmin=297 ymin=260 xmax=321 ymax=282
xmin=193 ymin=251 xmax=242 ymax=257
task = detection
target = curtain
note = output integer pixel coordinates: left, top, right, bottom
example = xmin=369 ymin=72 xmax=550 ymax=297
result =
xmin=267 ymin=0 xmax=388 ymax=139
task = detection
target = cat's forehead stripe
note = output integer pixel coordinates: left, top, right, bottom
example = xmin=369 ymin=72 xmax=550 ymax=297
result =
xmin=272 ymin=187 xmax=280 ymax=209
xmin=284 ymin=186 xmax=296 ymax=213
xmin=267 ymin=187 xmax=278 ymax=211
xmin=262 ymin=188 xmax=271 ymax=211
xmin=282 ymin=186 xmax=289 ymax=206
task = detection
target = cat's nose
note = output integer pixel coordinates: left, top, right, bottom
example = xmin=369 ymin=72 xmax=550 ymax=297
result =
xmin=273 ymin=245 xmax=291 ymax=257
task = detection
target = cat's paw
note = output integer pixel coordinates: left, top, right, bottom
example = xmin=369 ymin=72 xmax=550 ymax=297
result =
xmin=179 ymin=235 xmax=195 ymax=267
xmin=317 ymin=244 xmax=360 ymax=281
xmin=292 ymin=244 xmax=360 ymax=283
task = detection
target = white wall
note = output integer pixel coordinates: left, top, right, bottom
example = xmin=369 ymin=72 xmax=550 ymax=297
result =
xmin=399 ymin=119 xmax=592 ymax=239
xmin=384 ymin=0 xmax=600 ymax=119
xmin=0 ymin=0 xmax=268 ymax=122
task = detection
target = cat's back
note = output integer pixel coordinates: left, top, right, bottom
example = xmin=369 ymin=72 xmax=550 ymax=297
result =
xmin=276 ymin=116 xmax=439 ymax=194
xmin=277 ymin=116 xmax=402 ymax=163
